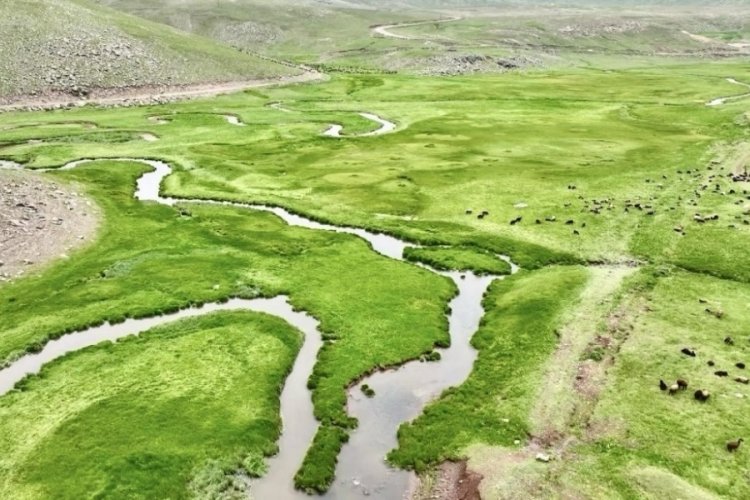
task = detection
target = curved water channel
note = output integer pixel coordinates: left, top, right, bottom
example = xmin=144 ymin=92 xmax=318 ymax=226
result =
xmin=0 ymin=156 xmax=516 ymax=499
xmin=706 ymin=78 xmax=750 ymax=106
xmin=323 ymin=112 xmax=397 ymax=138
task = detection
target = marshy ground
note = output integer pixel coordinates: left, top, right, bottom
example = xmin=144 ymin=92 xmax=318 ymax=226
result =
xmin=2 ymin=2 xmax=750 ymax=499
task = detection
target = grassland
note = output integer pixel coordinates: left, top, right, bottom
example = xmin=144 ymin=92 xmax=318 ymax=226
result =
xmin=1 ymin=55 xmax=750 ymax=497
xmin=390 ymin=266 xmax=589 ymax=470
xmin=0 ymin=162 xmax=452 ymax=491
xmin=557 ymin=268 xmax=750 ymax=498
xmin=0 ymin=311 xmax=301 ymax=499
xmin=404 ymin=245 xmax=512 ymax=274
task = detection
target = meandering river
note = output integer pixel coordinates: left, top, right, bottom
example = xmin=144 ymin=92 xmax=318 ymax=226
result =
xmin=0 ymin=142 xmax=516 ymax=499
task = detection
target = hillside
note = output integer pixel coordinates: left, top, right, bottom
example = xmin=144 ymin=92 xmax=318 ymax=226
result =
xmin=0 ymin=0 xmax=299 ymax=103
xmin=94 ymin=0 xmax=421 ymax=63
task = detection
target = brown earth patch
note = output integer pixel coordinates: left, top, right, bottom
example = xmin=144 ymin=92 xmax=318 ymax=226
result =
xmin=411 ymin=461 xmax=483 ymax=500
xmin=0 ymin=170 xmax=99 ymax=282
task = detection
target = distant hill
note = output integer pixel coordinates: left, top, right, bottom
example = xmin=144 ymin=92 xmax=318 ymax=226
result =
xmin=348 ymin=0 xmax=750 ymax=6
xmin=93 ymin=0 xmax=415 ymax=61
xmin=0 ymin=0 xmax=299 ymax=101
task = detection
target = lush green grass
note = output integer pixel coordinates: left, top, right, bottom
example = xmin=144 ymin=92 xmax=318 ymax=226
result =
xmin=389 ymin=266 xmax=588 ymax=470
xmin=553 ymin=269 xmax=750 ymax=498
xmin=404 ymin=245 xmax=511 ymax=274
xmin=0 ymin=161 xmax=452 ymax=491
xmin=2 ymin=60 xmax=750 ymax=495
xmin=0 ymin=311 xmax=300 ymax=499
xmin=6 ymin=65 xmax=747 ymax=272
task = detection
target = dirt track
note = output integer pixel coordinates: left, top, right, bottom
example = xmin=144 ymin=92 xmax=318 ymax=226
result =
xmin=0 ymin=71 xmax=325 ymax=113
xmin=0 ymin=170 xmax=99 ymax=282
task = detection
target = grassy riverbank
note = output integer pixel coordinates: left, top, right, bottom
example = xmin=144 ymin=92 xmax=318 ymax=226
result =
xmin=390 ymin=266 xmax=589 ymax=470
xmin=1 ymin=59 xmax=750 ymax=496
xmin=0 ymin=311 xmax=300 ymax=498
xmin=0 ymin=162 xmax=452 ymax=491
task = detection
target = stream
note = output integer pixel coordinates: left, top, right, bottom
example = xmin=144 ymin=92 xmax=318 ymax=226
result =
xmin=706 ymin=78 xmax=750 ymax=106
xmin=0 ymin=156 xmax=516 ymax=499
xmin=322 ymin=112 xmax=397 ymax=138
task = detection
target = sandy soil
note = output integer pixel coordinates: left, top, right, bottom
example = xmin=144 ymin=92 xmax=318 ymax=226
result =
xmin=0 ymin=170 xmax=99 ymax=283
xmin=0 ymin=71 xmax=324 ymax=113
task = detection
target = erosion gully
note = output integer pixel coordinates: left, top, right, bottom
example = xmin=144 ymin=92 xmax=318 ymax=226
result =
xmin=0 ymin=155 xmax=517 ymax=499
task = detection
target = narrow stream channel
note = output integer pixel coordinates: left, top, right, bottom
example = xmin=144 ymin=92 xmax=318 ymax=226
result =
xmin=0 ymin=157 xmax=517 ymax=499
xmin=323 ymin=112 xmax=397 ymax=138
xmin=706 ymin=78 xmax=750 ymax=106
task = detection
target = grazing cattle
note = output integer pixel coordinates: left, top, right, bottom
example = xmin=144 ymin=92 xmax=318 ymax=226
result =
xmin=715 ymin=370 xmax=729 ymax=377
xmin=681 ymin=348 xmax=696 ymax=357
xmin=573 ymin=230 xmax=580 ymax=236
xmin=659 ymin=379 xmax=668 ymax=391
xmin=565 ymin=220 xmax=575 ymax=225
xmin=708 ymin=360 xmax=716 ymax=367
xmin=725 ymin=336 xmax=735 ymax=345
xmin=668 ymin=384 xmax=680 ymax=395
xmin=735 ymin=376 xmax=749 ymax=384
xmin=465 ymin=209 xmax=473 ymax=215
xmin=510 ymin=216 xmax=522 ymax=225
xmin=737 ymin=362 xmax=746 ymax=370
xmin=694 ymin=389 xmax=711 ymax=401
xmin=677 ymin=379 xmax=689 ymax=390
xmin=727 ymin=438 xmax=744 ymax=452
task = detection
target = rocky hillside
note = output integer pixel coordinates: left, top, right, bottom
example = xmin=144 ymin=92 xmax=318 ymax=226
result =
xmin=0 ymin=0 xmax=298 ymax=103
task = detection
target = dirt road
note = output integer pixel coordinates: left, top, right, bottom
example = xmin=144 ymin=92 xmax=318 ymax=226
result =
xmin=0 ymin=71 xmax=325 ymax=113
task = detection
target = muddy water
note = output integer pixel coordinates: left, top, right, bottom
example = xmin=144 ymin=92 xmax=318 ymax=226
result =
xmin=706 ymin=78 xmax=750 ymax=106
xmin=224 ymin=114 xmax=246 ymax=126
xmin=323 ymin=112 xmax=397 ymax=138
xmin=0 ymin=157 xmax=516 ymax=500
xmin=0 ymin=297 xmax=322 ymax=394
xmin=0 ymin=160 xmax=23 ymax=169
xmin=330 ymin=271 xmax=497 ymax=499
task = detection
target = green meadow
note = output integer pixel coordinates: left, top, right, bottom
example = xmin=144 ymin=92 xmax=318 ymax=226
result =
xmin=1 ymin=59 xmax=750 ymax=497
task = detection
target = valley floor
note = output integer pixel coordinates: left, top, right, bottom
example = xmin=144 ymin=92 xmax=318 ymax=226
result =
xmin=1 ymin=60 xmax=750 ymax=499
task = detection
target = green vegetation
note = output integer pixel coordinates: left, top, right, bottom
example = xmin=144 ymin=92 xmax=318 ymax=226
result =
xmin=2 ymin=46 xmax=750 ymax=496
xmin=0 ymin=161 xmax=452 ymax=491
xmin=361 ymin=384 xmax=376 ymax=397
xmin=553 ymin=269 xmax=750 ymax=498
xmin=390 ymin=266 xmax=588 ymax=470
xmin=404 ymin=245 xmax=512 ymax=274
xmin=0 ymin=311 xmax=300 ymax=498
